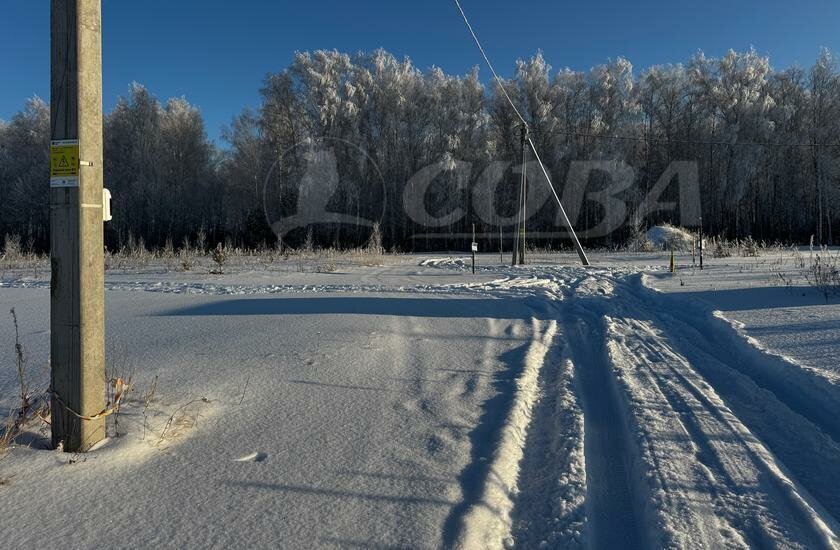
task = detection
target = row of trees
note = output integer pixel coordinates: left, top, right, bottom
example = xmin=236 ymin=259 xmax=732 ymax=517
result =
xmin=0 ymin=89 xmax=223 ymax=252
xmin=2 ymin=47 xmax=839 ymax=252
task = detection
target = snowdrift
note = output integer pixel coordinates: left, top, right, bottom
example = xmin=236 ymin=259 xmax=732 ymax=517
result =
xmin=628 ymin=224 xmax=698 ymax=252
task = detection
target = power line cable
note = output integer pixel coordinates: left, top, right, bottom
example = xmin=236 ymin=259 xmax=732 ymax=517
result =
xmin=531 ymin=128 xmax=840 ymax=149
xmin=452 ymin=0 xmax=527 ymax=126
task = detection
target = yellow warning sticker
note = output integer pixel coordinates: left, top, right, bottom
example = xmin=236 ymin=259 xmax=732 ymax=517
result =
xmin=50 ymin=139 xmax=79 ymax=187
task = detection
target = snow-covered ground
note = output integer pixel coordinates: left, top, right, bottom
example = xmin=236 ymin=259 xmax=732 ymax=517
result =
xmin=1 ymin=250 xmax=838 ymax=548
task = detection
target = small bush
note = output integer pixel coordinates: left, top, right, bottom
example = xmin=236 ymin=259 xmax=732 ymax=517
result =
xmin=195 ymin=226 xmax=207 ymax=254
xmin=740 ymin=236 xmax=760 ymax=257
xmin=302 ymin=228 xmax=315 ymax=255
xmin=806 ymin=247 xmax=840 ymax=302
xmin=2 ymin=235 xmax=22 ymax=263
xmin=0 ymin=234 xmax=42 ymax=272
xmin=211 ymin=243 xmax=227 ymax=274
xmin=712 ymin=238 xmax=732 ymax=258
xmin=624 ymin=228 xmax=656 ymax=252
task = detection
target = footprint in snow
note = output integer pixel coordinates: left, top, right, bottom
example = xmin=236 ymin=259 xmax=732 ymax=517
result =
xmin=235 ymin=452 xmax=268 ymax=463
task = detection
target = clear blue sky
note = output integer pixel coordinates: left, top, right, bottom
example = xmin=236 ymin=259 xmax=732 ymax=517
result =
xmin=2 ymin=0 xmax=839 ymax=144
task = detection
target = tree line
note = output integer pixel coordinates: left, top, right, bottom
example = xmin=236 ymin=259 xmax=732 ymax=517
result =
xmin=1 ymin=47 xmax=839 ymax=253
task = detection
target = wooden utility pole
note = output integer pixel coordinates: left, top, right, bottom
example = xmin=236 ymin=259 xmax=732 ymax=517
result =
xmin=519 ymin=124 xmax=527 ymax=266
xmin=512 ymin=124 xmax=528 ymax=266
xmin=50 ymin=0 xmax=107 ymax=452
xmin=511 ymin=181 xmax=520 ymax=268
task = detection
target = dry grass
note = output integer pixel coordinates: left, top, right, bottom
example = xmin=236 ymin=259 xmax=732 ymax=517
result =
xmin=100 ymin=240 xmax=392 ymax=274
xmin=0 ymin=310 xmax=212 ymax=457
xmin=805 ymin=246 xmax=840 ymax=302
xmin=0 ymin=234 xmax=45 ymax=277
xmin=0 ymin=309 xmax=49 ymax=457
xmin=152 ymin=396 xmax=211 ymax=448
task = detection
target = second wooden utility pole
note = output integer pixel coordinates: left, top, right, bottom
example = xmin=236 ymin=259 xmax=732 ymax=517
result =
xmin=50 ymin=0 xmax=107 ymax=452
xmin=519 ymin=124 xmax=527 ymax=265
xmin=512 ymin=124 xmax=528 ymax=266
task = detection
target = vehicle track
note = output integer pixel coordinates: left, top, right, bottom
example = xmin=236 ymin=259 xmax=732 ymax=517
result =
xmin=561 ymin=286 xmax=648 ymax=549
xmin=584 ymin=271 xmax=840 ymax=547
xmin=499 ymin=268 xmax=839 ymax=548
xmin=630 ymin=285 xmax=840 ymax=530
xmin=609 ymin=312 xmax=831 ymax=547
xmin=633 ymin=276 xmax=840 ymax=447
xmin=510 ymin=338 xmax=587 ymax=548
xmin=424 ymin=266 xmax=840 ymax=548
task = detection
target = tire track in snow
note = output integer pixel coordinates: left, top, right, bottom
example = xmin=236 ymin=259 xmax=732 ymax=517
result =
xmin=642 ymin=365 xmax=761 ymax=545
xmin=650 ymin=355 xmax=837 ymax=548
xmin=637 ymin=275 xmax=840 ymax=448
xmin=603 ymin=315 xmax=738 ymax=548
xmin=651 ymin=316 xmax=840 ymax=541
xmin=606 ymin=314 xmax=824 ymax=548
xmin=510 ymin=336 xmax=586 ymax=548
xmin=451 ymin=316 xmax=559 ymax=549
xmin=427 ymin=264 xmax=840 ymax=547
xmin=561 ymin=287 xmax=649 ymax=549
xmin=597 ymin=274 xmax=840 ymax=547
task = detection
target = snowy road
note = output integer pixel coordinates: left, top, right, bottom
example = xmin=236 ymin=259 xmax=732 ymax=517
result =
xmin=1 ymin=255 xmax=839 ymax=548
xmin=552 ymin=270 xmax=840 ymax=548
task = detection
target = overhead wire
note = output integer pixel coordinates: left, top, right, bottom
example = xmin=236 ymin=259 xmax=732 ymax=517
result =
xmin=530 ymin=128 xmax=840 ymax=149
xmin=452 ymin=0 xmax=527 ymax=126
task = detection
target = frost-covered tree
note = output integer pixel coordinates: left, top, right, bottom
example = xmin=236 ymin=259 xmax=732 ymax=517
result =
xmin=103 ymin=84 xmax=217 ymax=249
xmin=3 ymin=48 xmax=840 ymax=251
xmin=809 ymin=48 xmax=840 ymax=243
xmin=0 ymin=98 xmax=50 ymax=249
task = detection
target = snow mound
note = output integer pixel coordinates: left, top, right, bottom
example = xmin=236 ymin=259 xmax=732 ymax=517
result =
xmin=634 ymin=225 xmax=697 ymax=251
xmin=418 ymin=257 xmax=468 ymax=269
xmin=646 ymin=224 xmax=697 ymax=250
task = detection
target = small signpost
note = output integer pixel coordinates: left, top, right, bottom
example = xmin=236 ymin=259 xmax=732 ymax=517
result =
xmin=699 ymin=216 xmax=704 ymax=270
xmin=471 ymin=224 xmax=477 ymax=274
xmin=499 ymin=226 xmax=503 ymax=264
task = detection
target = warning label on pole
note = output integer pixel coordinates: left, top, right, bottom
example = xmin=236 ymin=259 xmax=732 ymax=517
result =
xmin=50 ymin=139 xmax=80 ymax=187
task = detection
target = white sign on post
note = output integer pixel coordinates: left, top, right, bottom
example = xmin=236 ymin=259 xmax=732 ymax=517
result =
xmin=471 ymin=242 xmax=478 ymax=252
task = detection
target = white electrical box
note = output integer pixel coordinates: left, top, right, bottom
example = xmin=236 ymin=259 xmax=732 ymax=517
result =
xmin=103 ymin=188 xmax=112 ymax=222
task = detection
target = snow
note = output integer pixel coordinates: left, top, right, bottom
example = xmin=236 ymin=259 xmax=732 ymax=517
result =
xmin=457 ymin=318 xmax=558 ymax=549
xmin=419 ymin=257 xmax=470 ymax=269
xmin=644 ymin=224 xmax=698 ymax=251
xmin=1 ymin=251 xmax=839 ymax=548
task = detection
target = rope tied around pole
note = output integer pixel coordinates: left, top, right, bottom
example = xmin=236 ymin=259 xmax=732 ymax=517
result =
xmin=49 ymin=378 xmax=128 ymax=422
